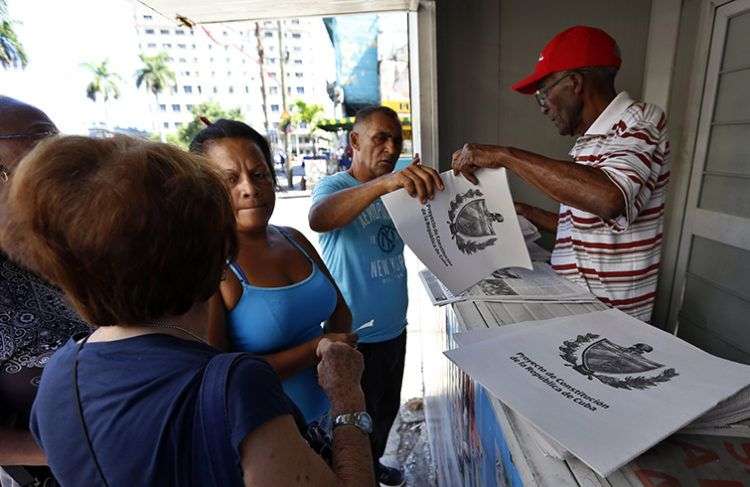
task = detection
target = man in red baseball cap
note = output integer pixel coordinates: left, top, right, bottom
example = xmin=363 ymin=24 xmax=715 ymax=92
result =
xmin=451 ymin=26 xmax=671 ymax=323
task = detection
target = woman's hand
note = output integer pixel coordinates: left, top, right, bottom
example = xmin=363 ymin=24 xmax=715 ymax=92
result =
xmin=315 ymin=339 xmax=365 ymax=415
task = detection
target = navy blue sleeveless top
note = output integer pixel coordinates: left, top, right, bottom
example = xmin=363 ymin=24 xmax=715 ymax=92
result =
xmin=226 ymin=227 xmax=337 ymax=423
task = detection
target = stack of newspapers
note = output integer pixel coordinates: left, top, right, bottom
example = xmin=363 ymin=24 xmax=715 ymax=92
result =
xmin=418 ymin=261 xmax=596 ymax=306
xmin=446 ymin=309 xmax=750 ymax=477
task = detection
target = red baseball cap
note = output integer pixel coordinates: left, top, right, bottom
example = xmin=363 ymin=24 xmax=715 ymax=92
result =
xmin=511 ymin=26 xmax=621 ymax=94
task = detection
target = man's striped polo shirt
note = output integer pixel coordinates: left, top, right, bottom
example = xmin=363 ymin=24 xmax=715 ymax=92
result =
xmin=550 ymin=91 xmax=670 ymax=322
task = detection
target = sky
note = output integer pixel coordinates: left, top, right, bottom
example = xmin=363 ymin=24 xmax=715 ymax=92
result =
xmin=1 ymin=0 xmax=149 ymax=133
xmin=0 ymin=1 xmax=410 ymax=135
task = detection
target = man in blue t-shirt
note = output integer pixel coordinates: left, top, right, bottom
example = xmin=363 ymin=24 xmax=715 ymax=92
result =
xmin=309 ymin=106 xmax=443 ymax=486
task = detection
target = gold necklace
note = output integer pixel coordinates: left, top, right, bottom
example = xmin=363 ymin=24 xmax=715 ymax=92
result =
xmin=148 ymin=323 xmax=208 ymax=344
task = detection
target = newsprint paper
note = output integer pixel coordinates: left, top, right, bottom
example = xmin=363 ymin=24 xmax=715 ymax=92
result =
xmin=418 ymin=262 xmax=594 ymax=306
xmin=444 ymin=309 xmax=750 ymax=477
xmin=382 ymin=168 xmax=531 ymax=293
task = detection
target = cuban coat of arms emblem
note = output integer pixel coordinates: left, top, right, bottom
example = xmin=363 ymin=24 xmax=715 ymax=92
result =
xmin=447 ymin=189 xmax=504 ymax=254
xmin=560 ymin=334 xmax=679 ymax=390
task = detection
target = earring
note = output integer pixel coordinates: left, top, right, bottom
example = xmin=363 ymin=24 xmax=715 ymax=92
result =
xmin=0 ymin=165 xmax=8 ymax=183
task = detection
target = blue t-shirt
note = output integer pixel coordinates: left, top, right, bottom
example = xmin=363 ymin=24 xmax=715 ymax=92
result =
xmin=312 ymin=171 xmax=407 ymax=343
xmin=30 ymin=334 xmax=301 ymax=487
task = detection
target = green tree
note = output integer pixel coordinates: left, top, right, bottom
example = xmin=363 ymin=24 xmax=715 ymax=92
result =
xmin=83 ymin=60 xmax=122 ymax=128
xmin=169 ymin=101 xmax=242 ymax=149
xmin=0 ymin=0 xmax=27 ymax=69
xmin=281 ymin=99 xmax=326 ymax=155
xmin=135 ymin=52 xmax=175 ymax=139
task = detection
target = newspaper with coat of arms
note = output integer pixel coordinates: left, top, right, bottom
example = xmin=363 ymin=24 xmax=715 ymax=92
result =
xmin=382 ymin=168 xmax=532 ymax=293
xmin=445 ymin=309 xmax=750 ymax=477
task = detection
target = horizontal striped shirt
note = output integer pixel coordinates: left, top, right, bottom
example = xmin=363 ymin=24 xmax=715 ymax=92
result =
xmin=550 ymin=92 xmax=670 ymax=322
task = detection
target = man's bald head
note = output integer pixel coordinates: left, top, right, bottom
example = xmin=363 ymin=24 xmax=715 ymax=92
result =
xmin=0 ymin=96 xmax=57 ymax=172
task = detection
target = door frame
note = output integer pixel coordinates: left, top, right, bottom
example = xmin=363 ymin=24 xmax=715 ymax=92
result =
xmin=666 ymin=0 xmax=750 ymax=331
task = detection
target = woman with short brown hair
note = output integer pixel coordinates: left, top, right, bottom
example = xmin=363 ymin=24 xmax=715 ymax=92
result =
xmin=5 ymin=135 xmax=375 ymax=486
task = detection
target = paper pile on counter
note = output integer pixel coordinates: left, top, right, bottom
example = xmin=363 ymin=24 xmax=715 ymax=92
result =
xmin=445 ymin=309 xmax=750 ymax=477
xmin=419 ymin=262 xmax=595 ymax=306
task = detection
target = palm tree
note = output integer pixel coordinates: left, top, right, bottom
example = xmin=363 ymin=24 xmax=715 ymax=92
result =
xmin=135 ymin=52 xmax=175 ymax=138
xmin=83 ymin=60 xmax=122 ymax=129
xmin=0 ymin=0 xmax=27 ymax=69
xmin=290 ymin=100 xmax=325 ymax=155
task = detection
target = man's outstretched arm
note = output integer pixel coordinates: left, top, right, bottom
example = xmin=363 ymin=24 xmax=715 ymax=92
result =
xmin=453 ymin=144 xmax=623 ymax=221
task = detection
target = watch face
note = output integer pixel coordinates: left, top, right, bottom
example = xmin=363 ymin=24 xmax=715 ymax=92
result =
xmin=356 ymin=412 xmax=373 ymax=434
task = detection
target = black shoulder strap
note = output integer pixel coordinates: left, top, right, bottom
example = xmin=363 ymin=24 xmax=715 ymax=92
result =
xmin=198 ymin=352 xmax=245 ymax=487
xmin=73 ymin=334 xmax=110 ymax=487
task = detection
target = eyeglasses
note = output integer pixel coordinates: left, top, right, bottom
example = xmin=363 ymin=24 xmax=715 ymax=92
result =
xmin=0 ymin=129 xmax=58 ymax=183
xmin=534 ymin=72 xmax=574 ymax=108
xmin=0 ymin=129 xmax=58 ymax=140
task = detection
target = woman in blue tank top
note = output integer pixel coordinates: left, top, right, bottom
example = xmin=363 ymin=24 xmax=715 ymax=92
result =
xmin=191 ymin=120 xmax=355 ymax=424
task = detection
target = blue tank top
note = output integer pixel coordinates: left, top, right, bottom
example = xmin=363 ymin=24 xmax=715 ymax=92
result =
xmin=226 ymin=227 xmax=337 ymax=423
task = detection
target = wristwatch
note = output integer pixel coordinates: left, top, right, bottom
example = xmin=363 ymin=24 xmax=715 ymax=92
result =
xmin=333 ymin=411 xmax=373 ymax=435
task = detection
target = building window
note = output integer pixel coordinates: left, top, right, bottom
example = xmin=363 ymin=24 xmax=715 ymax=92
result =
xmin=209 ymin=57 xmax=214 ymax=63
xmin=264 ymin=31 xmax=273 ymax=38
xmin=183 ymin=85 xmax=192 ymax=94
xmin=179 ymin=58 xmax=187 ymax=63
xmin=287 ymin=87 xmax=291 ymax=94
xmin=225 ymin=57 xmax=230 ymax=63
xmin=208 ymin=44 xmax=212 ymax=50
xmin=228 ymin=86 xmax=234 ymax=94
xmin=175 ymin=29 xmax=185 ymax=35
xmin=300 ymin=122 xmax=308 ymax=129
xmin=186 ymin=104 xmax=194 ymax=111
xmin=223 ymin=31 xmax=228 ymax=36
xmin=182 ymin=71 xmax=190 ymax=76
xmin=269 ymin=86 xmax=278 ymax=94
xmin=267 ymin=58 xmax=276 ymax=64
xmin=172 ymin=104 xmax=181 ymax=112
xmin=160 ymin=29 xmax=169 ymax=34
xmin=143 ymin=14 xmax=152 ymax=20
xmin=291 ymin=33 xmax=301 ymax=39
xmin=291 ymin=19 xmax=300 ymax=24
xmin=197 ymin=85 xmax=203 ymax=94
xmin=227 ymin=71 xmax=232 ymax=76
xmin=147 ymin=43 xmax=157 ymax=48
xmin=163 ymin=122 xmax=169 ymax=128
xmin=245 ymin=86 xmax=250 ymax=93
xmin=178 ymin=43 xmax=186 ymax=49
xmin=170 ymin=86 xmax=178 ymax=94
xmin=145 ymin=28 xmax=155 ymax=34
xmin=267 ymin=72 xmax=276 ymax=79
xmin=295 ymin=72 xmax=303 ymax=78
xmin=213 ymin=86 xmax=218 ymax=94
xmin=175 ymin=122 xmax=183 ymax=128
xmin=242 ymin=59 xmax=246 ymax=64
xmin=273 ymin=122 xmax=279 ymax=129
xmin=271 ymin=104 xmax=279 ymax=112
xmin=293 ymin=59 xmax=302 ymax=65
xmin=159 ymin=104 xmax=166 ymax=112
xmin=192 ymin=44 xmax=197 ymax=49
xmin=296 ymin=87 xmax=304 ymax=94
xmin=293 ymin=46 xmax=302 ymax=52
xmin=162 ymin=43 xmax=172 ymax=48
